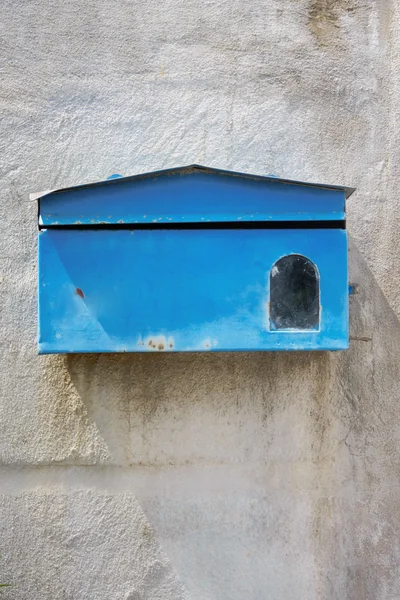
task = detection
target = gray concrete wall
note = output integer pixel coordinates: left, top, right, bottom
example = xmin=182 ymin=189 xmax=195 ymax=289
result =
xmin=1 ymin=1 xmax=400 ymax=598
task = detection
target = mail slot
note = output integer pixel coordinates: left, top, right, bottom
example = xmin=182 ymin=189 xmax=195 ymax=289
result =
xmin=34 ymin=164 xmax=354 ymax=353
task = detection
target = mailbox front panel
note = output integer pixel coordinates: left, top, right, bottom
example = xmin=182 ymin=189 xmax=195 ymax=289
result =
xmin=38 ymin=228 xmax=348 ymax=353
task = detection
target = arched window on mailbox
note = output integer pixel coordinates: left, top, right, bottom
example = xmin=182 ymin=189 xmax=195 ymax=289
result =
xmin=270 ymin=255 xmax=319 ymax=331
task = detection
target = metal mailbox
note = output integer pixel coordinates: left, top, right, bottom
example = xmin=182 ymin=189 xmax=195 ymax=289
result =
xmin=35 ymin=165 xmax=354 ymax=353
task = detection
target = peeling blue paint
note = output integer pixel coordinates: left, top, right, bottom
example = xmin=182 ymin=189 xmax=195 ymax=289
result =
xmin=36 ymin=165 xmax=352 ymax=353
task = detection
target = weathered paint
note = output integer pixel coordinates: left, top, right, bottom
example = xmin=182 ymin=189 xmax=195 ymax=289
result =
xmin=38 ymin=228 xmax=348 ymax=353
xmin=37 ymin=166 xmax=350 ymax=354
xmin=38 ymin=165 xmax=352 ymax=226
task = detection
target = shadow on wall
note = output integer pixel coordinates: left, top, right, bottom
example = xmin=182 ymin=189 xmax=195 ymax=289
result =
xmin=62 ymin=236 xmax=400 ymax=467
xmin=50 ymin=235 xmax=400 ymax=600
xmin=65 ymin=333 xmax=335 ymax=468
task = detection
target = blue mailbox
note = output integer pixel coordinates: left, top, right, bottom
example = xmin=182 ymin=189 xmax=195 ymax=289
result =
xmin=35 ymin=165 xmax=354 ymax=353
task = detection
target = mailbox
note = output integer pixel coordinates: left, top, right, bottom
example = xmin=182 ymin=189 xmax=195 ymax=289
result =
xmin=35 ymin=165 xmax=354 ymax=353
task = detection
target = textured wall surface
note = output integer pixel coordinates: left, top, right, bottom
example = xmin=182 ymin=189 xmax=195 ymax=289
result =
xmin=1 ymin=1 xmax=400 ymax=598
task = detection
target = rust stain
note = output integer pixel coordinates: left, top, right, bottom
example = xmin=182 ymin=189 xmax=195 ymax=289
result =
xmin=75 ymin=288 xmax=84 ymax=299
xmin=144 ymin=335 xmax=174 ymax=351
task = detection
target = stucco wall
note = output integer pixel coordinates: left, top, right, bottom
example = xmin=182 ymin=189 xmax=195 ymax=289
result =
xmin=1 ymin=1 xmax=400 ymax=598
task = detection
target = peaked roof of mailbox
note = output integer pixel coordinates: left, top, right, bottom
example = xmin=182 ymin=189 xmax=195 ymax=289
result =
xmin=31 ymin=164 xmax=355 ymax=200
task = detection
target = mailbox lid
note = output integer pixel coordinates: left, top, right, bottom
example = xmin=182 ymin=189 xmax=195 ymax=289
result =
xmin=38 ymin=227 xmax=348 ymax=353
xmin=37 ymin=165 xmax=353 ymax=226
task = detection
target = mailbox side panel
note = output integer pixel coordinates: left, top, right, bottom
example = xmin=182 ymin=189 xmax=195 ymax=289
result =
xmin=38 ymin=228 xmax=348 ymax=353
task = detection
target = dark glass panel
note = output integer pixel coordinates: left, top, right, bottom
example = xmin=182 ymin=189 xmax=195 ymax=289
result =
xmin=270 ymin=255 xmax=319 ymax=330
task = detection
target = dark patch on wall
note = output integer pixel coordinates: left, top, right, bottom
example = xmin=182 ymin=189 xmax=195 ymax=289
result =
xmin=308 ymin=0 xmax=357 ymax=44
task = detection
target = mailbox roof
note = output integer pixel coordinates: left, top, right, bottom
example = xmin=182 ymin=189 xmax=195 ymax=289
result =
xmin=32 ymin=164 xmax=355 ymax=200
xmin=35 ymin=164 xmax=354 ymax=227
